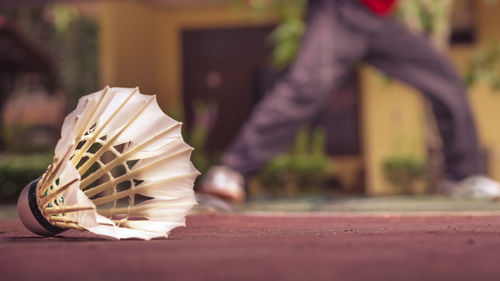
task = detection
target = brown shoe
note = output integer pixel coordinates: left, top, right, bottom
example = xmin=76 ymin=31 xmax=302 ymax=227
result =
xmin=198 ymin=166 xmax=245 ymax=203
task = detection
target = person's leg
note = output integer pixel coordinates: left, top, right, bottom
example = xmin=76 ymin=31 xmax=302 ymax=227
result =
xmin=365 ymin=19 xmax=482 ymax=181
xmin=222 ymin=0 xmax=369 ymax=177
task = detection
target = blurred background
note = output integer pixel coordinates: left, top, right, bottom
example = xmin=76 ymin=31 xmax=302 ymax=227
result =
xmin=1 ymin=0 xmax=500 ymax=205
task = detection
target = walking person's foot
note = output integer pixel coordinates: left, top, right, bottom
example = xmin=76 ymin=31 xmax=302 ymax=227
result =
xmin=198 ymin=166 xmax=246 ymax=203
xmin=438 ymin=175 xmax=500 ymax=199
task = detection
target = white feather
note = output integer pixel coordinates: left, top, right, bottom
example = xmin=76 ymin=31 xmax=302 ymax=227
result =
xmin=34 ymin=87 xmax=199 ymax=240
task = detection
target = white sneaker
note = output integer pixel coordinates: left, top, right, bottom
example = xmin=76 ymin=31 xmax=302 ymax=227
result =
xmin=438 ymin=175 xmax=500 ymax=199
xmin=198 ymin=166 xmax=246 ymax=202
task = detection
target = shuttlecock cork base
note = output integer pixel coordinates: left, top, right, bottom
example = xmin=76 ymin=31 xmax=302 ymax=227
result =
xmin=17 ymin=86 xmax=199 ymax=240
xmin=18 ymin=179 xmax=66 ymax=237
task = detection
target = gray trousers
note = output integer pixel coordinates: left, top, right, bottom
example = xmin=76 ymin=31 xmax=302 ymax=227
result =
xmin=222 ymin=0 xmax=482 ymax=181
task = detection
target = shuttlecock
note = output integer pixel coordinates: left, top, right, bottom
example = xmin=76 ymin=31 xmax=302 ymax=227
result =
xmin=17 ymin=86 xmax=199 ymax=240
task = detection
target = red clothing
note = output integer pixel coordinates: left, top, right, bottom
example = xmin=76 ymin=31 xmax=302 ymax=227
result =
xmin=359 ymin=0 xmax=396 ymax=16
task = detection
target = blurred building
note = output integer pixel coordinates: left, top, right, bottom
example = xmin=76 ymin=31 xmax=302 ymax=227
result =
xmin=5 ymin=0 xmax=499 ymax=195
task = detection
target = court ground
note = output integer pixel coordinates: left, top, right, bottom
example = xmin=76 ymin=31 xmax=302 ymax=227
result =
xmin=2 ymin=196 xmax=500 ymax=281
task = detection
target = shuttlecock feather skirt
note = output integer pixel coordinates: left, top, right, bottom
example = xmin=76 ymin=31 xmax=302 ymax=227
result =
xmin=17 ymin=87 xmax=199 ymax=240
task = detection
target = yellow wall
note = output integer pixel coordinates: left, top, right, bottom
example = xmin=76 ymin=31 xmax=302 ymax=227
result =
xmin=459 ymin=0 xmax=500 ymax=185
xmin=99 ymin=2 xmax=156 ymax=94
xmin=361 ymin=68 xmax=427 ymax=194
xmin=99 ymin=1 xmax=500 ymax=194
xmin=470 ymin=84 xmax=500 ymax=183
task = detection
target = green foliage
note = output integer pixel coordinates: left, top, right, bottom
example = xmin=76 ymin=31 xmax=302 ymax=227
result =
xmin=266 ymin=0 xmax=306 ymax=69
xmin=268 ymin=15 xmax=305 ymax=69
xmin=465 ymin=39 xmax=500 ymax=90
xmin=230 ymin=0 xmax=306 ymax=69
xmin=383 ymin=155 xmax=426 ymax=194
xmin=2 ymin=125 xmax=52 ymax=153
xmin=0 ymin=153 xmax=52 ymax=203
xmin=51 ymin=4 xmax=79 ymax=34
xmin=186 ymin=99 xmax=219 ymax=174
xmin=46 ymin=4 xmax=99 ymax=105
xmin=257 ymin=126 xmax=329 ymax=195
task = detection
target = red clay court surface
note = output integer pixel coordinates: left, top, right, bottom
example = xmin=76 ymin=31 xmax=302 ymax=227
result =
xmin=2 ymin=214 xmax=500 ymax=281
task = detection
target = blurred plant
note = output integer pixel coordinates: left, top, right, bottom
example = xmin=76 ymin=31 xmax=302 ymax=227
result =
xmin=397 ymin=0 xmax=454 ymax=51
xmin=383 ymin=155 xmax=426 ymax=194
xmin=0 ymin=153 xmax=52 ymax=203
xmin=186 ymin=99 xmax=219 ymax=175
xmin=465 ymin=39 xmax=500 ymax=90
xmin=230 ymin=0 xmax=306 ymax=69
xmin=256 ymin=126 xmax=329 ymax=196
xmin=2 ymin=125 xmax=53 ymax=153
xmin=44 ymin=4 xmax=98 ymax=107
xmin=50 ymin=4 xmax=79 ymax=34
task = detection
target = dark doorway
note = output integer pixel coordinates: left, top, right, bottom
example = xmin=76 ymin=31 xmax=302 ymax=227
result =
xmin=182 ymin=25 xmax=361 ymax=156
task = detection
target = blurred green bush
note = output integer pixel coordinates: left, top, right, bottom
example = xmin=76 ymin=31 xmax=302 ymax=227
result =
xmin=255 ymin=126 xmax=330 ymax=196
xmin=383 ymin=155 xmax=426 ymax=194
xmin=465 ymin=39 xmax=500 ymax=90
xmin=186 ymin=99 xmax=219 ymax=175
xmin=0 ymin=153 xmax=52 ymax=203
xmin=230 ymin=0 xmax=306 ymax=69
